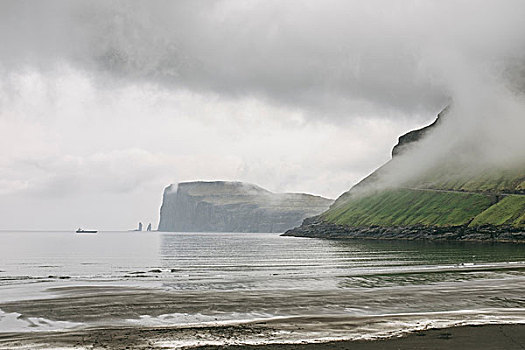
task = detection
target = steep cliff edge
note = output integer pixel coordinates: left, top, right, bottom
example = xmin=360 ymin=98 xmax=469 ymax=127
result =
xmin=158 ymin=181 xmax=333 ymax=233
xmin=285 ymin=108 xmax=525 ymax=242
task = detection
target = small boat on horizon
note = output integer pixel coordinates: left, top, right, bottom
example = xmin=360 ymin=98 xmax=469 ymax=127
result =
xmin=76 ymin=228 xmax=98 ymax=233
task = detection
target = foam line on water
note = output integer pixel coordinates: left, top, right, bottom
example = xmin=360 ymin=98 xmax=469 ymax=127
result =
xmin=147 ymin=309 xmax=525 ymax=348
xmin=0 ymin=309 xmax=84 ymax=333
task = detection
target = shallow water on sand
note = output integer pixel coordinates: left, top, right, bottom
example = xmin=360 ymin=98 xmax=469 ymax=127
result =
xmin=0 ymin=231 xmax=524 ymax=344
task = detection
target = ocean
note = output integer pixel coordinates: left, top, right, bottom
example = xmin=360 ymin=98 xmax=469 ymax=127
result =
xmin=0 ymin=231 xmax=524 ymax=347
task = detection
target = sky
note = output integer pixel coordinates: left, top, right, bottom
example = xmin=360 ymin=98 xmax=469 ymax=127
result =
xmin=0 ymin=0 xmax=524 ymax=230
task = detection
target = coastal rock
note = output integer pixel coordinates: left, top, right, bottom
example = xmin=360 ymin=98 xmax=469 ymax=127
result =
xmin=391 ymin=106 xmax=446 ymax=157
xmin=158 ymin=181 xmax=333 ymax=233
xmin=284 ymin=217 xmax=525 ymax=243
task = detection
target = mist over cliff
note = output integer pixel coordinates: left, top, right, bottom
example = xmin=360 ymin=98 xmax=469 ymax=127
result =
xmin=344 ymin=100 xmax=525 ymax=199
xmin=158 ymin=181 xmax=333 ymax=233
xmin=286 ymin=107 xmax=525 ymax=242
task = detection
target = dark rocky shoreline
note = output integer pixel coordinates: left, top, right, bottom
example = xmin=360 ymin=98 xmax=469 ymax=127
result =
xmin=283 ymin=216 xmax=525 ymax=243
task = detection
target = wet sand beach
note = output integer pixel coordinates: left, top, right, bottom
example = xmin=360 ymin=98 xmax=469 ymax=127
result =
xmin=0 ymin=323 xmax=524 ymax=349
xmin=199 ymin=324 xmax=525 ymax=350
xmin=0 ymin=287 xmax=524 ymax=349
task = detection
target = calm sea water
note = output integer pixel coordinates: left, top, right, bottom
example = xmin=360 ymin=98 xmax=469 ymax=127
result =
xmin=1 ymin=231 xmax=525 ymax=343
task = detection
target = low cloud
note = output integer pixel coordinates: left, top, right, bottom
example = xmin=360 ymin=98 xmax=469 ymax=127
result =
xmin=3 ymin=1 xmax=525 ymax=119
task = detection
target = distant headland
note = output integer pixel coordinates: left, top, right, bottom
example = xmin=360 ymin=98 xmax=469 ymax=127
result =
xmin=158 ymin=181 xmax=333 ymax=233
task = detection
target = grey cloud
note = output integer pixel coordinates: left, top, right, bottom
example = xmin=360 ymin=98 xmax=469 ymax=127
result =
xmin=3 ymin=0 xmax=525 ymax=119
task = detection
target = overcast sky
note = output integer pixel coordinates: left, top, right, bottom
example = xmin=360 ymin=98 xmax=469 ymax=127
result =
xmin=1 ymin=0 xmax=524 ymax=230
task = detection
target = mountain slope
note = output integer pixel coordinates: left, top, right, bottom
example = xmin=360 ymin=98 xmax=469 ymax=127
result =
xmin=285 ymin=109 xmax=525 ymax=242
xmin=158 ymin=181 xmax=333 ymax=233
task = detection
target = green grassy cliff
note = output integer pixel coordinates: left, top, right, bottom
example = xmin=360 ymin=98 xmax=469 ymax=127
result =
xmin=323 ymin=189 xmax=525 ymax=229
xmin=285 ymin=109 xmax=525 ymax=241
xmin=324 ymin=189 xmax=497 ymax=227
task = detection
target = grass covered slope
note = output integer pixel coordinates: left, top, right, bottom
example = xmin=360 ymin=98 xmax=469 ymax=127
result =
xmin=323 ymin=189 xmax=524 ymax=229
xmin=470 ymin=195 xmax=525 ymax=227
xmin=323 ymin=189 xmax=497 ymax=227
xmin=321 ymin=162 xmax=525 ymax=230
xmin=321 ymin=171 xmax=525 ymax=233
xmin=285 ymin=108 xmax=525 ymax=241
xmin=406 ymin=163 xmax=525 ymax=194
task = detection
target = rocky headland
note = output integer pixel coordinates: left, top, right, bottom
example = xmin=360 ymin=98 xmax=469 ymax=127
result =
xmin=158 ymin=181 xmax=333 ymax=233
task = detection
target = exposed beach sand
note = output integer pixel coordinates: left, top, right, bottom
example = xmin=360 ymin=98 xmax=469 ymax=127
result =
xmin=0 ymin=323 xmax=523 ymax=349
xmin=1 ymin=285 xmax=525 ymax=349
xmin=199 ymin=324 xmax=525 ymax=350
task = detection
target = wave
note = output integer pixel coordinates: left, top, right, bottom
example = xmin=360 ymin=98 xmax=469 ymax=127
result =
xmin=0 ymin=309 xmax=83 ymax=333
xmin=148 ymin=308 xmax=525 ymax=348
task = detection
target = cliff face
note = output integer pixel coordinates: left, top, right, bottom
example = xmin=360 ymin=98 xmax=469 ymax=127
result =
xmin=391 ymin=106 xmax=446 ymax=157
xmin=285 ymin=108 xmax=525 ymax=242
xmin=158 ymin=181 xmax=333 ymax=233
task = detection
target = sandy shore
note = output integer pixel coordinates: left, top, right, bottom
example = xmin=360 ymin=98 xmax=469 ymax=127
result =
xmin=0 ymin=324 xmax=524 ymax=349
xmin=198 ymin=324 xmax=525 ymax=350
xmin=1 ymin=286 xmax=525 ymax=349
